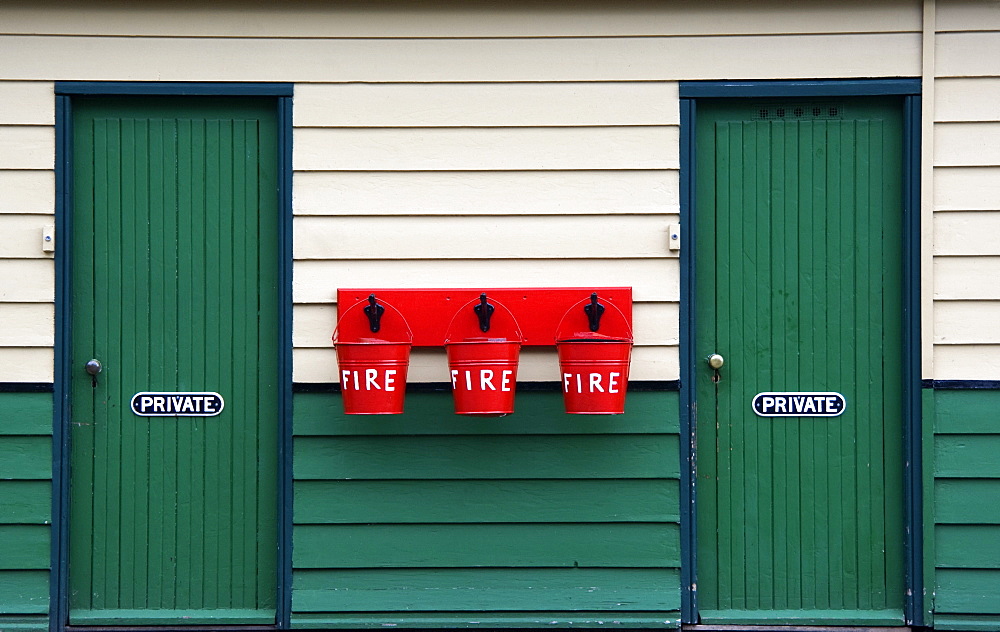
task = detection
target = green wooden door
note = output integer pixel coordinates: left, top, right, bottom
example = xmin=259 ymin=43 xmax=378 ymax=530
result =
xmin=693 ymin=97 xmax=906 ymax=625
xmin=68 ymin=97 xmax=280 ymax=625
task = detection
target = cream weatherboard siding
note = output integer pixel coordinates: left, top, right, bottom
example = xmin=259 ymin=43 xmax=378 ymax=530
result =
xmin=0 ymin=1 xmax=928 ymax=386
xmin=933 ymin=2 xmax=1000 ymax=381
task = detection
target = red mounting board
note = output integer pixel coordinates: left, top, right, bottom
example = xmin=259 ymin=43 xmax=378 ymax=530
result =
xmin=336 ymin=288 xmax=633 ymax=347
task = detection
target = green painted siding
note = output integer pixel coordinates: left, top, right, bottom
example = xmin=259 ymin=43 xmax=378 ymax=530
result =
xmin=291 ymin=390 xmax=681 ymax=628
xmin=0 ymin=393 xmax=52 ymax=631
xmin=933 ymin=390 xmax=1000 ymax=629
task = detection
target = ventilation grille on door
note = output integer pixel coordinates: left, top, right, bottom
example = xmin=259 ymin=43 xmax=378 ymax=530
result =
xmin=755 ymin=104 xmax=844 ymax=120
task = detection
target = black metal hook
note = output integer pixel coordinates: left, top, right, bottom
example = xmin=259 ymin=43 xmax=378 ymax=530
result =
xmin=584 ymin=292 xmax=605 ymax=332
xmin=363 ymin=293 xmax=385 ymax=333
xmin=473 ymin=292 xmax=495 ymax=333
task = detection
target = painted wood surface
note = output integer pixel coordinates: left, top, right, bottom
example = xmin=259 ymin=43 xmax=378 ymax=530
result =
xmin=290 ymin=390 xmax=680 ymax=623
xmin=935 ymin=78 xmax=1000 ymax=122
xmin=937 ymin=32 xmax=1000 ymax=78
xmin=2 ymin=34 xmax=921 ymax=83
xmin=934 ymin=167 xmax=1000 ymax=210
xmin=694 ymin=98 xmax=906 ymax=620
xmin=67 ymin=97 xmax=280 ymax=623
xmin=0 ymin=127 xmax=53 ymax=170
xmin=0 ymin=171 xmax=54 ymax=215
xmin=935 ymin=123 xmax=1000 ymax=167
xmin=0 ymin=82 xmax=53 ymax=125
xmin=0 ymin=0 xmax=921 ymax=38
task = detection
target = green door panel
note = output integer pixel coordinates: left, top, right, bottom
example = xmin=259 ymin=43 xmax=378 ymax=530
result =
xmin=69 ymin=97 xmax=279 ymax=624
xmin=694 ymin=98 xmax=906 ymax=623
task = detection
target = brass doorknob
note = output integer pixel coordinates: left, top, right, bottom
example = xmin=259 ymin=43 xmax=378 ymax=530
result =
xmin=707 ymin=354 xmax=724 ymax=370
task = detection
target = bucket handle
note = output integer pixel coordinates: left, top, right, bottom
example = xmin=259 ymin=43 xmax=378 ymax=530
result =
xmin=333 ymin=296 xmax=413 ymax=345
xmin=444 ymin=295 xmax=523 ymax=344
xmin=555 ymin=294 xmax=633 ymax=341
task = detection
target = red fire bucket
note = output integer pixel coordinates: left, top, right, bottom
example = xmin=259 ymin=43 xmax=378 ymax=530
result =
xmin=445 ymin=295 xmax=523 ymax=417
xmin=333 ymin=296 xmax=412 ymax=415
xmin=555 ymin=295 xmax=633 ymax=415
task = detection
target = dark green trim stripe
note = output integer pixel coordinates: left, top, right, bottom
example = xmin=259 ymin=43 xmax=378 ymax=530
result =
xmin=55 ymin=82 xmax=293 ymax=97
xmin=277 ymin=96 xmax=294 ymax=632
xmin=292 ymin=381 xmax=681 ymax=394
xmin=678 ymin=96 xmax=697 ymax=624
xmin=53 ymin=94 xmax=72 ymax=632
xmin=680 ymin=79 xmax=921 ymax=98
xmin=0 ymin=384 xmax=54 ymax=393
xmin=903 ymin=93 xmax=924 ymax=627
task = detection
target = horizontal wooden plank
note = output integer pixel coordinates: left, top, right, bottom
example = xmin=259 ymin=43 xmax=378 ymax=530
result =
xmin=0 ymin=304 xmax=53 ymax=348
xmin=0 ymin=571 xmax=48 ymax=615
xmin=935 ymin=167 xmax=1000 ymax=211
xmin=295 ymin=82 xmax=679 ymax=127
xmin=698 ymin=609 xmax=904 ymax=626
xmin=0 ymin=172 xmax=54 ymax=215
xmin=0 ymin=393 xmax=52 ymax=436
xmin=934 ymin=256 xmax=1000 ymax=300
xmin=0 ymin=216 xmax=54 ymax=260
xmin=935 ymin=434 xmax=1000 ymax=478
xmin=936 ymin=78 xmax=1000 ymax=123
xmin=294 ymin=434 xmax=679 ymax=480
xmin=293 ymin=169 xmax=678 ymax=216
xmin=294 ymin=479 xmax=679 ymax=524
xmin=294 ymin=523 xmax=679 ymax=568
xmin=292 ymin=259 xmax=678 ymax=304
xmin=938 ymin=32 xmax=1000 ymax=78
xmin=0 ymin=127 xmax=52 ymax=170
xmin=0 ymin=349 xmax=53 ymax=383
xmin=938 ymin=525 xmax=1000 ymax=568
xmin=935 ymin=390 xmax=1000 ymax=434
xmin=0 ymin=1 xmax=921 ymax=38
xmin=290 ymin=612 xmax=682 ymax=629
xmin=0 ymin=481 xmax=50 ymax=524
xmin=295 ymin=301 xmax=678 ymax=348
xmin=2 ymin=34 xmax=920 ymax=83
xmin=292 ymin=568 xmax=681 ymax=612
xmin=935 ymin=123 xmax=1000 ymax=167
xmin=293 ymin=214 xmax=678 ymax=261
xmin=937 ymin=2 xmax=1000 ymax=32
xmin=293 ymin=344 xmax=680 ymax=383
xmin=0 ymin=83 xmax=53 ymax=126
xmin=0 ymin=616 xmax=47 ymax=632
xmin=69 ymin=609 xmax=274 ymax=625
xmin=0 ymin=526 xmax=48 ymax=570
xmin=294 ymin=126 xmax=677 ymax=172
xmin=293 ymin=390 xmax=680 ymax=436
xmin=935 ymin=211 xmax=1000 ymax=256
xmin=936 ymin=479 xmax=1000 ymax=524
xmin=0 ymin=437 xmax=51 ymax=480
xmin=933 ymin=344 xmax=1000 ymax=382
xmin=935 ymin=301 xmax=1000 ymax=345
xmin=0 ymin=260 xmax=53 ymax=302
xmin=936 ymin=569 xmax=1000 ymax=614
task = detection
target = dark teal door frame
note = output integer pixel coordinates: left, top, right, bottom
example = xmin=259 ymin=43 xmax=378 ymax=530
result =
xmin=678 ymin=79 xmax=922 ymax=626
xmin=53 ymin=82 xmax=294 ymax=632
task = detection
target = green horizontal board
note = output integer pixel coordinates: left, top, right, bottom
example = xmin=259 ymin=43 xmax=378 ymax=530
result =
xmin=294 ymin=434 xmax=678 ymax=480
xmin=935 ymin=614 xmax=1000 ymax=631
xmin=936 ymin=569 xmax=1000 ymax=614
xmin=938 ymin=525 xmax=1000 ymax=568
xmin=0 ymin=571 xmax=49 ymax=615
xmin=936 ymin=390 xmax=1000 ymax=434
xmin=0 ymin=438 xmax=51 ymax=480
xmin=698 ymin=609 xmax=904 ymax=625
xmin=0 ymin=482 xmax=50 ymax=524
xmin=936 ymin=435 xmax=1000 ymax=478
xmin=294 ymin=523 xmax=679 ymax=568
xmin=69 ymin=609 xmax=274 ymax=625
xmin=936 ymin=479 xmax=1000 ymax=524
xmin=0 ymin=616 xmax=48 ymax=632
xmin=0 ymin=526 xmax=49 ymax=570
xmin=294 ymin=479 xmax=679 ymax=524
xmin=0 ymin=394 xmax=52 ymax=436
xmin=290 ymin=612 xmax=682 ymax=629
xmin=293 ymin=568 xmax=680 ymax=612
xmin=293 ymin=391 xmax=679 ymax=436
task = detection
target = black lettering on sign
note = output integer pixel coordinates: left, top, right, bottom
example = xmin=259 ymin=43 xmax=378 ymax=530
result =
xmin=130 ymin=392 xmax=225 ymax=417
xmin=752 ymin=392 xmax=846 ymax=418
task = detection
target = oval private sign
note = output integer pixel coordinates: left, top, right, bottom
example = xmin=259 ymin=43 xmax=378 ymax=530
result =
xmin=752 ymin=392 xmax=846 ymax=418
xmin=131 ymin=392 xmax=225 ymax=417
